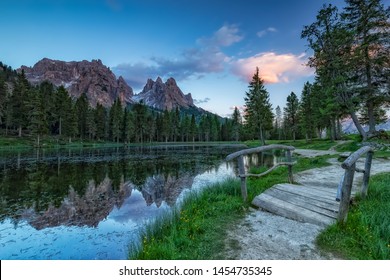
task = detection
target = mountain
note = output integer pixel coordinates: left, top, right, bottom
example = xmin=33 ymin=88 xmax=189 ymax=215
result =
xmin=133 ymin=77 xmax=195 ymax=111
xmin=341 ymin=117 xmax=390 ymax=133
xmin=18 ymin=58 xmax=211 ymax=116
xmin=20 ymin=58 xmax=134 ymax=107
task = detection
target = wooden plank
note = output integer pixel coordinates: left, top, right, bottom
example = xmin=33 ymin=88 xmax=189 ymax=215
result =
xmin=265 ymin=186 xmax=339 ymax=213
xmin=263 ymin=188 xmax=338 ymax=218
xmin=277 ymin=183 xmax=337 ymax=197
xmin=273 ymin=184 xmax=338 ymax=204
xmin=252 ymin=193 xmax=335 ymax=226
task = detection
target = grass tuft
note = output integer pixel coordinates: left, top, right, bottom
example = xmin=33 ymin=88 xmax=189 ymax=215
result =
xmin=317 ymin=172 xmax=390 ymax=259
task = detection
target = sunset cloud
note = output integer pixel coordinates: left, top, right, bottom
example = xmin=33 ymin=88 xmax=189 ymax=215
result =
xmin=230 ymin=52 xmax=313 ymax=84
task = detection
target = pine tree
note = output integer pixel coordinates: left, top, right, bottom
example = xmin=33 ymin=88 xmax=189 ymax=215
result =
xmin=74 ymin=93 xmax=89 ymax=139
xmin=0 ymin=75 xmax=6 ymax=125
xmin=109 ymin=98 xmax=123 ymax=143
xmin=283 ymin=92 xmax=300 ymax=141
xmin=26 ymin=87 xmax=48 ymax=146
xmin=12 ymin=70 xmax=30 ymax=136
xmin=342 ymin=0 xmax=390 ymax=136
xmin=232 ymin=106 xmax=242 ymax=141
xmin=95 ymin=103 xmax=107 ymax=141
xmin=132 ymin=102 xmax=148 ymax=143
xmin=161 ymin=109 xmax=171 ymax=142
xmin=244 ymin=67 xmax=274 ymax=145
xmin=86 ymin=107 xmax=97 ymax=140
xmin=189 ymin=114 xmax=197 ymax=142
xmin=299 ymin=82 xmax=315 ymax=142
xmin=274 ymin=105 xmax=282 ymax=140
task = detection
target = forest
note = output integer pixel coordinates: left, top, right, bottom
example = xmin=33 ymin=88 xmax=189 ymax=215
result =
xmin=0 ymin=0 xmax=388 ymax=146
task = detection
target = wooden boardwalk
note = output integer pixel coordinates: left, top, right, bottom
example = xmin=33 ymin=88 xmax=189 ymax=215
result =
xmin=252 ymin=183 xmax=347 ymax=227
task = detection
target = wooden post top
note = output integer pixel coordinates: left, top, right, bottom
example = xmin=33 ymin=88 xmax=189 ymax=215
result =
xmin=226 ymin=144 xmax=295 ymax=161
xmin=341 ymin=146 xmax=374 ymax=169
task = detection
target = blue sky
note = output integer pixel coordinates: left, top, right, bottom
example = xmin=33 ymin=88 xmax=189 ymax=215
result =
xmin=1 ymin=0 xmax=348 ymax=117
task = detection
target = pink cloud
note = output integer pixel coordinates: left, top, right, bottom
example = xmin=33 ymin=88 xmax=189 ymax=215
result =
xmin=231 ymin=52 xmax=314 ymax=84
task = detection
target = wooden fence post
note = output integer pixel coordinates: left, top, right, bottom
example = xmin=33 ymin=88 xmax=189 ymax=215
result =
xmin=361 ymin=150 xmax=373 ymax=199
xmin=286 ymin=149 xmax=293 ymax=184
xmin=338 ymin=163 xmax=355 ymax=224
xmin=238 ymin=155 xmax=247 ymax=202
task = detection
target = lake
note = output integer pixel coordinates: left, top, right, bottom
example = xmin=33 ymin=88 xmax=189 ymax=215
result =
xmin=0 ymin=144 xmax=280 ymax=260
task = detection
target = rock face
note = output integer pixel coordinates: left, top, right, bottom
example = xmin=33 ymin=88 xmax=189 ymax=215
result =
xmin=134 ymin=77 xmax=195 ymax=110
xmin=20 ymin=58 xmax=134 ymax=107
xmin=19 ymin=58 xmax=205 ymax=113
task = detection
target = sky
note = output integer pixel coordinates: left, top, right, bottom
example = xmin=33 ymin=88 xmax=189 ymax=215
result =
xmin=0 ymin=0 xmax=350 ymax=117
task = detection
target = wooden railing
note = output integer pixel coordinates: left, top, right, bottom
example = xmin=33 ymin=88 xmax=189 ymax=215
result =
xmin=338 ymin=146 xmax=374 ymax=224
xmin=226 ymin=144 xmax=295 ymax=201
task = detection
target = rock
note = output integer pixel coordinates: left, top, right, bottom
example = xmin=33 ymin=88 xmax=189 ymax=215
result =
xmin=19 ymin=58 xmax=134 ymax=107
xmin=134 ymin=76 xmax=195 ymax=110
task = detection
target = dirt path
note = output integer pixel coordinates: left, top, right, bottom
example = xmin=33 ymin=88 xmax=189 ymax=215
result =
xmin=223 ymin=148 xmax=390 ymax=260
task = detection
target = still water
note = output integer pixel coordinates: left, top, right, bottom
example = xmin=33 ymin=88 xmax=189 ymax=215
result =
xmin=0 ymin=145 xmax=279 ymax=260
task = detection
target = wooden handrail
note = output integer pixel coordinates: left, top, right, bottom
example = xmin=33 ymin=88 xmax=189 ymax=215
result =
xmin=226 ymin=145 xmax=295 ymax=201
xmin=226 ymin=144 xmax=295 ymax=161
xmin=338 ymin=146 xmax=374 ymax=224
xmin=341 ymin=146 xmax=373 ymax=169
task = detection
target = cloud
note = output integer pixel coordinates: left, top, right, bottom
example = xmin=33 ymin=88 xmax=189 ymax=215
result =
xmin=197 ymin=24 xmax=243 ymax=47
xmin=230 ymin=52 xmax=314 ymax=84
xmin=112 ymin=24 xmax=243 ymax=88
xmin=113 ymin=62 xmax=160 ymax=89
xmin=257 ymin=27 xmax=277 ymax=38
xmin=194 ymin=98 xmax=211 ymax=105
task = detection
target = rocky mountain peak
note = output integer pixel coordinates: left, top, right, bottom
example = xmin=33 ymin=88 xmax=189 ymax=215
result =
xmin=134 ymin=77 xmax=195 ymax=111
xmin=20 ymin=58 xmax=134 ymax=107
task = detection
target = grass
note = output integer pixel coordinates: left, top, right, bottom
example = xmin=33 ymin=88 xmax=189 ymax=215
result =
xmin=130 ymin=179 xmax=246 ymax=260
xmin=129 ymin=154 xmax=333 ymax=259
xmin=317 ymin=172 xmax=390 ymax=259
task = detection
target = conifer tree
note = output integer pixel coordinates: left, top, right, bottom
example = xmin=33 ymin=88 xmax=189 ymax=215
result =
xmin=244 ymin=67 xmax=274 ymax=145
xmin=284 ymin=92 xmax=300 ymax=141
xmin=12 ymin=70 xmax=30 ymax=136
xmin=299 ymin=82 xmax=316 ymax=142
xmin=232 ymin=106 xmax=242 ymax=141
xmin=342 ymin=0 xmax=390 ymax=137
xmin=26 ymin=87 xmax=48 ymax=146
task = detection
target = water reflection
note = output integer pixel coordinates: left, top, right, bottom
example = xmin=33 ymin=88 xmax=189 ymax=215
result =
xmin=0 ymin=145 xmax=283 ymax=259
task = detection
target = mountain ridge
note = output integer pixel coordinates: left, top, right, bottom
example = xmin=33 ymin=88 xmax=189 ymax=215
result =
xmin=19 ymin=58 xmax=204 ymax=114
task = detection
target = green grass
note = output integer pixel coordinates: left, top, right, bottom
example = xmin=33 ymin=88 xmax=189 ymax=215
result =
xmin=317 ymin=172 xmax=390 ymax=259
xmin=129 ymin=154 xmax=333 ymax=259
xmin=130 ymin=178 xmax=246 ymax=260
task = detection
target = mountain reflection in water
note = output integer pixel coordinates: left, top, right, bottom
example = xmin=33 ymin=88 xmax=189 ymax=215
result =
xmin=0 ymin=145 xmax=283 ymax=259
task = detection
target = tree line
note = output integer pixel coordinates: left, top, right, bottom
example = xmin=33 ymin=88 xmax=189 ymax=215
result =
xmin=243 ymin=0 xmax=389 ymax=143
xmin=0 ymin=63 xmax=242 ymax=145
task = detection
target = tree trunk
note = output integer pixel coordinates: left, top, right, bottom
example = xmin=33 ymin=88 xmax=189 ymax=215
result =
xmin=367 ymin=100 xmax=376 ymax=136
xmin=350 ymin=111 xmax=367 ymax=141
xmin=18 ymin=125 xmax=22 ymax=137
xmin=59 ymin=117 xmax=62 ymax=136
xmin=259 ymin=126 xmax=265 ymax=145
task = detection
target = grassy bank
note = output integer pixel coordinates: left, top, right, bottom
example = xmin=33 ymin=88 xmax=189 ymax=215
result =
xmin=316 ymin=172 xmax=390 ymax=259
xmin=130 ymin=155 xmax=332 ymax=259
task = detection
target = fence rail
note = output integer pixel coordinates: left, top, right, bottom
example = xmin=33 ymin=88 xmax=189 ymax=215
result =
xmin=338 ymin=146 xmax=374 ymax=224
xmin=226 ymin=144 xmax=295 ymax=201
